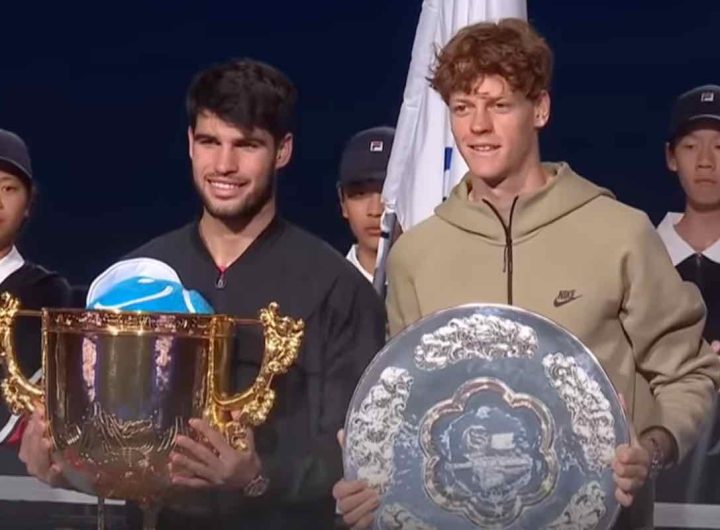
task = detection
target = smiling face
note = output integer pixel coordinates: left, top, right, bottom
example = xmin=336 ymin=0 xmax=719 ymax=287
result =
xmin=448 ymin=75 xmax=549 ymax=187
xmin=189 ymin=111 xmax=292 ymax=222
xmin=667 ymin=124 xmax=720 ymax=210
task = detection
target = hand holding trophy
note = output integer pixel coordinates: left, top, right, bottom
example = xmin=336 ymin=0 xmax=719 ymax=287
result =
xmin=0 ymin=266 xmax=304 ymax=530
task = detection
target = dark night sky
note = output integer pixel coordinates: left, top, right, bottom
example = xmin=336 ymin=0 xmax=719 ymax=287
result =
xmin=2 ymin=0 xmax=719 ymax=285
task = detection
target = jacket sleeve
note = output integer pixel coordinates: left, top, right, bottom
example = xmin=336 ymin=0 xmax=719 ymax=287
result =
xmin=32 ymin=274 xmax=73 ymax=308
xmin=386 ymin=242 xmax=423 ymax=338
xmin=260 ymin=277 xmax=387 ymax=503
xmin=620 ymin=216 xmax=720 ymax=460
xmin=13 ymin=272 xmax=73 ymax=375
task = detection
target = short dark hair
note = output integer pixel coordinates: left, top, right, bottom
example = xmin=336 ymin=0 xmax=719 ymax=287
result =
xmin=186 ymin=58 xmax=297 ymax=143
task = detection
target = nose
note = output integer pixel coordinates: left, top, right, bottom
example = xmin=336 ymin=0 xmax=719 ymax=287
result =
xmin=697 ymin=143 xmax=717 ymax=170
xmin=215 ymin=145 xmax=238 ymax=175
xmin=367 ymin=192 xmax=383 ymax=217
xmin=470 ymin=107 xmax=492 ymax=134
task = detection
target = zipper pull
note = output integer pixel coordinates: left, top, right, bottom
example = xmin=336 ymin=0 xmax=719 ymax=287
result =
xmin=216 ymin=266 xmax=227 ymax=289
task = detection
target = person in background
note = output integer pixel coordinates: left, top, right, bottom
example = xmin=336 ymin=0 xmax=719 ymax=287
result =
xmin=0 ymin=128 xmax=72 ymax=449
xmin=337 ymin=126 xmax=394 ymax=283
xmin=655 ymin=84 xmax=720 ymax=506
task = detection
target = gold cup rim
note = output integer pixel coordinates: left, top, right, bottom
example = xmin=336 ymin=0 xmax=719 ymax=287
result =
xmin=15 ymin=307 xmax=261 ymax=338
xmin=18 ymin=305 xmax=260 ymax=322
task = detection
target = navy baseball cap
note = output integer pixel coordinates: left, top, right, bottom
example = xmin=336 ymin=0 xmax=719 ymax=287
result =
xmin=0 ymin=129 xmax=32 ymax=188
xmin=338 ymin=126 xmax=395 ymax=187
xmin=668 ymin=84 xmax=720 ymax=141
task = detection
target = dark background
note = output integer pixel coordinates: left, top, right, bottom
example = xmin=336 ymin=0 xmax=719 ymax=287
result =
xmin=2 ymin=0 xmax=719 ymax=286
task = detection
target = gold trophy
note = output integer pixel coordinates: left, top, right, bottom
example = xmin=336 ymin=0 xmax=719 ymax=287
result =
xmin=0 ymin=292 xmax=303 ymax=529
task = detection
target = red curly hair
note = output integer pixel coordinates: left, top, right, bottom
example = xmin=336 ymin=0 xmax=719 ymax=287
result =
xmin=430 ymin=18 xmax=553 ymax=103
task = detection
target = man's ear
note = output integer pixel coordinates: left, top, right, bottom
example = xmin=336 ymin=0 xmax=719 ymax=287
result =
xmin=665 ymin=142 xmax=678 ymax=172
xmin=533 ymin=90 xmax=551 ymax=128
xmin=338 ymin=188 xmax=349 ymax=219
xmin=275 ymin=133 xmax=294 ymax=170
xmin=187 ymin=126 xmax=195 ymax=160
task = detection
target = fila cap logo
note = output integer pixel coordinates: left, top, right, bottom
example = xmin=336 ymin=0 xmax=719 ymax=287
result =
xmin=369 ymin=140 xmax=384 ymax=152
xmin=701 ymin=92 xmax=715 ymax=103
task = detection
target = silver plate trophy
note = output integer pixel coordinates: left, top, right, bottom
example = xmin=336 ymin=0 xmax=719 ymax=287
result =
xmin=343 ymin=304 xmax=629 ymax=530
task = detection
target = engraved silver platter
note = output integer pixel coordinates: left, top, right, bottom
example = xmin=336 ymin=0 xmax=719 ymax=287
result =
xmin=343 ymin=304 xmax=629 ymax=530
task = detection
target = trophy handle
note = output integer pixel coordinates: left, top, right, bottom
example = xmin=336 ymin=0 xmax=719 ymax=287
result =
xmin=206 ymin=302 xmax=304 ymax=450
xmin=0 ymin=292 xmax=44 ymax=415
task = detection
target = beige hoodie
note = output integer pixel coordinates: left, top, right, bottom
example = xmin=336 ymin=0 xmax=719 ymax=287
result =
xmin=386 ymin=162 xmax=720 ymax=526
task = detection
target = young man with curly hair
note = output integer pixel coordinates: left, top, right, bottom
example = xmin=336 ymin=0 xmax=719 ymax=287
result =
xmin=333 ymin=19 xmax=720 ymax=529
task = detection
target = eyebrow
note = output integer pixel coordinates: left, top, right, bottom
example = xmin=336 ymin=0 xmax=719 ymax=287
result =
xmin=679 ymin=134 xmax=706 ymax=142
xmin=235 ymin=135 xmax=269 ymax=146
xmin=193 ymin=132 xmax=269 ymax=146
xmin=451 ymin=93 xmax=509 ymax=103
xmin=478 ymin=94 xmax=510 ymax=102
xmin=450 ymin=95 xmax=475 ymax=104
xmin=193 ymin=132 xmax=218 ymax=141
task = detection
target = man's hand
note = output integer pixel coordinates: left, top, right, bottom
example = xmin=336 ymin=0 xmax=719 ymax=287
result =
xmin=612 ymin=394 xmax=651 ymax=507
xmin=612 ymin=438 xmax=650 ymax=506
xmin=333 ymin=478 xmax=379 ymax=529
xmin=169 ymin=418 xmax=261 ymax=490
xmin=333 ymin=429 xmax=380 ymax=529
xmin=18 ymin=406 xmax=66 ymax=487
xmin=711 ymin=340 xmax=720 ymax=354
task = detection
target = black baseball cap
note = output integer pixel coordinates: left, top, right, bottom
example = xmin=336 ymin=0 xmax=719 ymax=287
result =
xmin=668 ymin=84 xmax=720 ymax=142
xmin=0 ymin=128 xmax=33 ymax=188
xmin=338 ymin=126 xmax=395 ymax=187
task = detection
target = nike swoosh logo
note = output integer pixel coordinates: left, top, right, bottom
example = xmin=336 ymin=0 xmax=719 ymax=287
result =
xmin=93 ymin=285 xmax=175 ymax=310
xmin=553 ymin=295 xmax=582 ymax=308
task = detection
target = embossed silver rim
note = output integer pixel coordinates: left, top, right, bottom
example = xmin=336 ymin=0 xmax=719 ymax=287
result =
xmin=343 ymin=303 xmax=629 ymax=530
xmin=346 ymin=303 xmax=628 ymax=434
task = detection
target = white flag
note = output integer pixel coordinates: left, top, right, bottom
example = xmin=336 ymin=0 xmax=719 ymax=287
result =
xmin=384 ymin=0 xmax=527 ymax=230
xmin=372 ymin=0 xmax=527 ymax=294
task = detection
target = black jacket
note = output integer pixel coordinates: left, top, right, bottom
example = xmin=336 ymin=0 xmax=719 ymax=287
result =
xmin=124 ymin=218 xmax=387 ymax=530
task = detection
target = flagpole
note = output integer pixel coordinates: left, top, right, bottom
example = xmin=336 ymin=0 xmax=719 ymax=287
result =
xmin=372 ymin=210 xmax=396 ymax=297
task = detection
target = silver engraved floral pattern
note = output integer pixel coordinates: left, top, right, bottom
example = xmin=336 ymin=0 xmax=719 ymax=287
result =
xmin=547 ymin=481 xmax=607 ymax=530
xmin=420 ymin=378 xmax=558 ymax=527
xmin=542 ymin=353 xmax=615 ymax=473
xmin=346 ymin=367 xmax=413 ymax=493
xmin=344 ymin=304 xmax=628 ymax=530
xmin=379 ymin=503 xmax=437 ymax=530
xmin=414 ymin=314 xmax=538 ymax=371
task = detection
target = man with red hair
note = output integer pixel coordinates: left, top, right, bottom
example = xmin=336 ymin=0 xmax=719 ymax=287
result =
xmin=333 ymin=18 xmax=720 ymax=529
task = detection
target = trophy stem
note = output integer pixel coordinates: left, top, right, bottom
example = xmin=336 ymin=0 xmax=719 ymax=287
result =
xmin=140 ymin=501 xmax=160 ymax=530
xmin=96 ymin=496 xmax=105 ymax=530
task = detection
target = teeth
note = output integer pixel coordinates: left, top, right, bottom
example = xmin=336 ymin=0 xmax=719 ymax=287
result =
xmin=471 ymin=145 xmax=497 ymax=152
xmin=210 ymin=181 xmax=238 ymax=190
